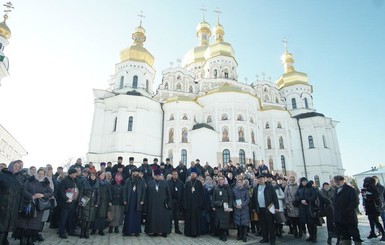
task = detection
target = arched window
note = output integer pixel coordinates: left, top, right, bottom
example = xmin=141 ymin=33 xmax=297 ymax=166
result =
xmin=146 ymin=80 xmax=149 ymax=91
xmin=251 ymin=131 xmax=256 ymax=144
xmin=250 ymin=117 xmax=254 ymax=123
xmin=222 ymin=127 xmax=229 ymax=142
xmin=238 ymin=127 xmax=245 ymax=142
xmin=224 ymin=70 xmax=229 ymax=78
xmin=275 ymin=97 xmax=279 ymax=103
xmin=323 ymin=135 xmax=327 ymax=148
xmin=269 ymin=156 xmax=274 ymax=171
xmin=182 ymin=114 xmax=188 ymax=120
xmin=207 ymin=115 xmax=212 ymax=123
xmin=128 ymin=116 xmax=133 ymax=131
xmin=181 ymin=128 xmax=188 ymax=143
xmin=277 ymin=122 xmax=282 ymax=129
xmin=239 ymin=149 xmax=246 ymax=167
xmin=169 ymin=114 xmax=174 ymax=120
xmin=214 ymin=69 xmax=218 ymax=79
xmin=164 ymin=82 xmax=169 ymax=89
xmin=314 ymin=175 xmax=320 ymax=188
xmin=181 ymin=149 xmax=187 ymax=165
xmin=168 ymin=128 xmax=174 ymax=143
xmin=291 ymin=98 xmax=297 ymax=109
xmin=221 ymin=113 xmax=228 ymax=121
xmin=266 ymin=122 xmax=270 ymax=129
xmin=119 ymin=76 xmax=124 ymax=89
xmin=223 ymin=149 xmax=230 ymax=165
xmin=176 ymin=83 xmax=181 ymax=90
xmin=308 ymin=135 xmax=314 ymax=148
xmin=279 ymin=136 xmax=284 ymax=149
xmin=132 ymin=75 xmax=138 ymax=88
xmin=304 ymin=98 xmax=309 ymax=109
xmin=113 ymin=117 xmax=117 ymax=132
xmin=281 ymin=155 xmax=287 ymax=175
xmin=267 ymin=137 xmax=272 ymax=149
xmin=237 ymin=114 xmax=244 ymax=121
xmin=189 ymin=85 xmax=193 ymax=93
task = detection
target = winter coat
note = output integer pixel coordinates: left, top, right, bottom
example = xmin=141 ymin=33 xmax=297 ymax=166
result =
xmin=232 ymin=187 xmax=250 ymax=226
xmin=295 ymin=182 xmax=318 ymax=225
xmin=95 ymin=180 xmax=110 ymax=218
xmin=274 ymin=186 xmax=285 ymax=212
xmin=78 ymin=179 xmax=99 ymax=222
xmin=333 ymin=183 xmax=359 ymax=224
xmin=123 ymin=177 xmax=146 ymax=212
xmin=57 ymin=176 xmax=80 ymax=209
xmin=0 ymin=169 xmax=23 ymax=232
xmin=109 ymin=180 xmax=125 ymax=205
xmin=363 ymin=185 xmax=382 ymax=216
xmin=319 ymin=188 xmax=334 ymax=217
xmin=284 ymin=183 xmax=299 ymax=217
xmin=251 ymin=184 xmax=279 ymax=214
xmin=212 ymin=184 xmax=233 ymax=229
xmin=17 ymin=176 xmax=53 ymax=231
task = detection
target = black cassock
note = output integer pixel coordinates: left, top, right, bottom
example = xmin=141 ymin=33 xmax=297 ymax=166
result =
xmin=183 ymin=178 xmax=204 ymax=237
xmin=144 ymin=179 xmax=172 ymax=234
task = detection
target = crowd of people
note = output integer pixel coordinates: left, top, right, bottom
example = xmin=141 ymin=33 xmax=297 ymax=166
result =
xmin=0 ymin=157 xmax=385 ymax=245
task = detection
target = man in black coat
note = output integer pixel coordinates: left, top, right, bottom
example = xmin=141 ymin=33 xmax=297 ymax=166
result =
xmin=252 ymin=174 xmax=279 ymax=245
xmin=0 ymin=167 xmax=23 ymax=245
xmin=167 ymin=169 xmax=184 ymax=234
xmin=138 ymin=158 xmax=153 ymax=184
xmin=124 ymin=157 xmax=136 ymax=179
xmin=176 ymin=161 xmax=187 ymax=183
xmin=57 ymin=168 xmax=80 ymax=238
xmin=333 ymin=175 xmax=363 ymax=244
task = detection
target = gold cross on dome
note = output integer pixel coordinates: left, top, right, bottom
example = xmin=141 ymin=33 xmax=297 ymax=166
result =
xmin=3 ymin=1 xmax=14 ymax=14
xmin=200 ymin=5 xmax=207 ymax=21
xmin=282 ymin=37 xmax=288 ymax=52
xmin=214 ymin=7 xmax=222 ymax=24
xmin=138 ymin=10 xmax=145 ymax=26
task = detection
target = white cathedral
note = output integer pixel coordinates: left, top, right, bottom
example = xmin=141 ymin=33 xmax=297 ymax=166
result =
xmin=87 ymin=18 xmax=344 ymax=184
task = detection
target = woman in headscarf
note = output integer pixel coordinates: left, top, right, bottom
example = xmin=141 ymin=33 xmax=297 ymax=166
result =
xmin=13 ymin=168 xmax=53 ymax=245
xmin=108 ymin=172 xmax=125 ymax=233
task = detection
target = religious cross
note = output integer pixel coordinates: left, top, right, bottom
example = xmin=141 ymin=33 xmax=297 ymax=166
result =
xmin=3 ymin=1 xmax=14 ymax=15
xmin=213 ymin=7 xmax=222 ymax=24
xmin=138 ymin=10 xmax=145 ymax=26
xmin=282 ymin=37 xmax=288 ymax=52
xmin=200 ymin=5 xmax=207 ymax=21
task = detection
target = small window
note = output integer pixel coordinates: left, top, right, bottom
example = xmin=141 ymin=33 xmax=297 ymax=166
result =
xmin=277 ymin=122 xmax=282 ymax=129
xmin=314 ymin=175 xmax=320 ymax=187
xmin=223 ymin=149 xmax=230 ymax=165
xmin=238 ymin=127 xmax=245 ymax=142
xmin=164 ymin=82 xmax=169 ymax=89
xmin=182 ymin=128 xmax=188 ymax=143
xmin=113 ymin=117 xmax=117 ymax=132
xmin=304 ymin=98 xmax=309 ymax=109
xmin=221 ymin=114 xmax=228 ymax=121
xmin=222 ymin=127 xmax=229 ymax=142
xmin=132 ymin=75 xmax=138 ymax=88
xmin=281 ymin=155 xmax=287 ymax=175
xmin=237 ymin=114 xmax=244 ymax=121
xmin=250 ymin=117 xmax=254 ymax=123
xmin=224 ymin=72 xmax=229 ymax=78
xmin=323 ymin=135 xmax=327 ymax=148
xmin=279 ymin=136 xmax=284 ymax=149
xmin=189 ymin=85 xmax=193 ymax=93
xmin=251 ymin=131 xmax=256 ymax=144
xmin=239 ymin=149 xmax=246 ymax=167
xmin=265 ymin=122 xmax=270 ymax=129
xmin=181 ymin=149 xmax=187 ymax=165
xmin=275 ymin=97 xmax=279 ymax=103
xmin=182 ymin=114 xmax=188 ymax=120
xmin=119 ymin=76 xmax=124 ymax=89
xmin=146 ymin=80 xmax=149 ymax=91
xmin=176 ymin=83 xmax=181 ymax=90
xmin=291 ymin=98 xmax=297 ymax=109
xmin=127 ymin=116 xmax=133 ymax=131
xmin=214 ymin=69 xmax=218 ymax=79
xmin=308 ymin=135 xmax=314 ymax=148
xmin=169 ymin=114 xmax=174 ymax=120
xmin=267 ymin=137 xmax=272 ymax=149
xmin=207 ymin=115 xmax=212 ymax=123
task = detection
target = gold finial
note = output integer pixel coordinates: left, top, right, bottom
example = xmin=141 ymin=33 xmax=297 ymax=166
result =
xmin=3 ymin=1 xmax=14 ymax=19
xmin=282 ymin=37 xmax=288 ymax=53
xmin=138 ymin=10 xmax=145 ymax=26
xmin=200 ymin=5 xmax=207 ymax=22
xmin=213 ymin=7 xmax=222 ymax=25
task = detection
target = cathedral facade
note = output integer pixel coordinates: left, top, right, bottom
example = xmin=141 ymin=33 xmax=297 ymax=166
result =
xmin=87 ymin=19 xmax=344 ymax=183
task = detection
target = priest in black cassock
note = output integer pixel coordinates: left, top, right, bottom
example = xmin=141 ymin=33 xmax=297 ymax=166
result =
xmin=183 ymin=168 xmax=204 ymax=237
xmin=144 ymin=168 xmax=172 ymax=237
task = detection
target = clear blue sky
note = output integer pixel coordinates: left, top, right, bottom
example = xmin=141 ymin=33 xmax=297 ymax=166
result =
xmin=0 ymin=0 xmax=384 ymax=175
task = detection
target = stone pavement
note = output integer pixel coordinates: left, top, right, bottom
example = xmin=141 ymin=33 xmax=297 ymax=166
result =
xmin=5 ymin=215 xmax=384 ymax=245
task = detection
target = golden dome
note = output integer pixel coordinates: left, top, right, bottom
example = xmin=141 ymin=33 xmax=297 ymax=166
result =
xmin=281 ymin=50 xmax=295 ymax=73
xmin=196 ymin=21 xmax=211 ymax=35
xmin=119 ymin=24 xmax=154 ymax=67
xmin=204 ymin=41 xmax=235 ymax=60
xmin=213 ymin=23 xmax=224 ymax=43
xmin=182 ymin=45 xmax=208 ymax=67
xmin=0 ymin=15 xmax=11 ymax=39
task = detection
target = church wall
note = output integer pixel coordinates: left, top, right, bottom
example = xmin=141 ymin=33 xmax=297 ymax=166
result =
xmin=190 ymin=127 xmax=219 ymax=168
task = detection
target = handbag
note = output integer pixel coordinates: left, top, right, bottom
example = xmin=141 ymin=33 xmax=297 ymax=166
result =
xmin=274 ymin=212 xmax=286 ymax=224
xmin=36 ymin=198 xmax=51 ymax=211
xmin=107 ymin=207 xmax=115 ymax=222
xmin=20 ymin=200 xmax=37 ymax=218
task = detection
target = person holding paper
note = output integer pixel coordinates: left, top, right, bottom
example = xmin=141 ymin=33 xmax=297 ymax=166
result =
xmin=251 ymin=174 xmax=279 ymax=245
xmin=212 ymin=176 xmax=233 ymax=241
xmin=233 ymin=178 xmax=250 ymax=242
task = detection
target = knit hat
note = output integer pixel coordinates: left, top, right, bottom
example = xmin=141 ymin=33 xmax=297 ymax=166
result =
xmin=68 ymin=168 xmax=77 ymax=175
